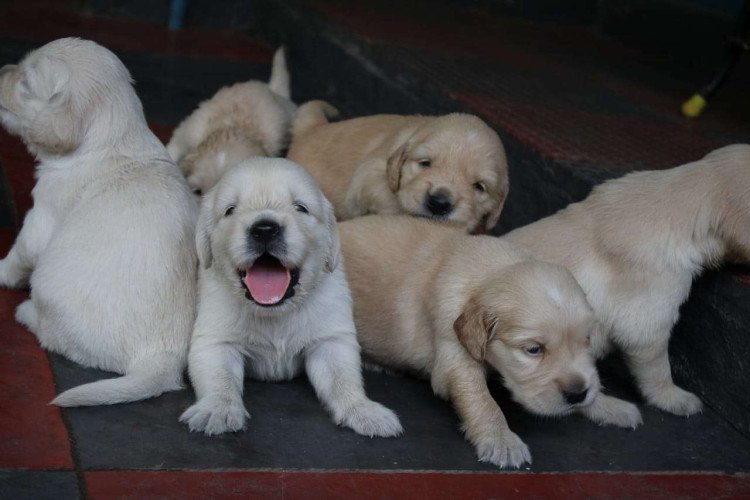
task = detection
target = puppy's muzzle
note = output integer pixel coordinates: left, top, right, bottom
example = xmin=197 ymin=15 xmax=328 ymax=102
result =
xmin=424 ymin=190 xmax=454 ymax=217
xmin=240 ymin=219 xmax=299 ymax=307
xmin=238 ymin=254 xmax=300 ymax=307
xmin=563 ymin=388 xmax=588 ymax=405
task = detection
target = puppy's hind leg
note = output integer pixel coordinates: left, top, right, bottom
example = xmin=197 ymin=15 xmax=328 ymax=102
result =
xmin=624 ymin=338 xmax=703 ymax=416
xmin=305 ymin=336 xmax=403 ymax=438
xmin=15 ymin=299 xmax=40 ymax=333
xmin=0 ymin=207 xmax=56 ymax=289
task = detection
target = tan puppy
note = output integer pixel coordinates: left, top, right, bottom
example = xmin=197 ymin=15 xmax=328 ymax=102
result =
xmin=167 ymin=48 xmax=296 ymax=194
xmin=288 ymin=102 xmax=508 ymax=233
xmin=505 ymin=144 xmax=750 ymax=416
xmin=340 ymin=216 xmax=641 ymax=469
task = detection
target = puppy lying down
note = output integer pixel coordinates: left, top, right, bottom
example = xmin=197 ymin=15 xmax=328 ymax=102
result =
xmin=505 ymin=144 xmax=750 ymax=416
xmin=287 ymin=101 xmax=509 ymax=233
xmin=167 ymin=48 xmax=297 ymax=194
xmin=339 ymin=216 xmax=641 ymax=468
xmin=180 ymin=158 xmax=402 ymax=438
xmin=0 ymin=38 xmax=198 ymax=406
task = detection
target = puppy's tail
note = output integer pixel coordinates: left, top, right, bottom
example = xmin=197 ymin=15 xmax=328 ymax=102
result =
xmin=292 ymin=100 xmax=339 ymax=138
xmin=51 ymin=352 xmax=184 ymax=407
xmin=268 ymin=47 xmax=291 ymax=99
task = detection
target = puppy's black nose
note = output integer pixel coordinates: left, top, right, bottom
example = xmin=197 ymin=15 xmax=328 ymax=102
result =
xmin=250 ymin=219 xmax=282 ymax=243
xmin=562 ymin=388 xmax=588 ymax=405
xmin=425 ymin=192 xmax=453 ymax=216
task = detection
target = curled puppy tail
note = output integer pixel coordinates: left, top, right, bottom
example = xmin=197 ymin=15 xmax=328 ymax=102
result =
xmin=292 ymin=100 xmax=339 ymax=138
xmin=51 ymin=352 xmax=185 ymax=407
xmin=268 ymin=47 xmax=291 ymax=98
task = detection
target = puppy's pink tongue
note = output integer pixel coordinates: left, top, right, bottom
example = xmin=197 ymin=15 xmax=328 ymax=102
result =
xmin=244 ymin=261 xmax=291 ymax=305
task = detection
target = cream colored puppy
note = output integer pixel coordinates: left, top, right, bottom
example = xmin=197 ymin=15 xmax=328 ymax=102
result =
xmin=505 ymin=144 xmax=750 ymax=416
xmin=0 ymin=38 xmax=197 ymax=406
xmin=167 ymin=48 xmax=297 ymax=194
xmin=340 ymin=216 xmax=641 ymax=469
xmin=180 ymin=159 xmax=402 ymax=438
xmin=288 ymin=102 xmax=508 ymax=233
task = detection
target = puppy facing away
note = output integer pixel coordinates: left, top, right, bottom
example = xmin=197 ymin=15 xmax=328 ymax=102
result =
xmin=505 ymin=144 xmax=750 ymax=416
xmin=0 ymin=38 xmax=198 ymax=406
xmin=339 ymin=216 xmax=641 ymax=468
xmin=287 ymin=102 xmax=509 ymax=233
xmin=180 ymin=158 xmax=402 ymax=438
xmin=166 ymin=48 xmax=297 ymax=194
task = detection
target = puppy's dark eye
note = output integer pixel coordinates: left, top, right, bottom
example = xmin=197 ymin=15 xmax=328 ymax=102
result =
xmin=473 ymin=181 xmax=487 ymax=193
xmin=418 ymin=159 xmax=431 ymax=168
xmin=192 ymin=188 xmax=202 ymax=196
xmin=224 ymin=205 xmax=236 ymax=217
xmin=294 ymin=202 xmax=309 ymax=214
xmin=524 ymin=344 xmax=544 ymax=357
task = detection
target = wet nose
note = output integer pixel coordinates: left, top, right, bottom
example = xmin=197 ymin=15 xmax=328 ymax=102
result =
xmin=562 ymin=387 xmax=588 ymax=405
xmin=425 ymin=192 xmax=453 ymax=216
xmin=249 ymin=219 xmax=282 ymax=243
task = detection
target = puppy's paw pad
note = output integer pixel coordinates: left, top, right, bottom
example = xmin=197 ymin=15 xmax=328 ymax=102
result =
xmin=342 ymin=400 xmax=403 ymax=438
xmin=475 ymin=431 xmax=531 ymax=469
xmin=179 ymin=398 xmax=248 ymax=436
xmin=652 ymin=388 xmax=703 ymax=416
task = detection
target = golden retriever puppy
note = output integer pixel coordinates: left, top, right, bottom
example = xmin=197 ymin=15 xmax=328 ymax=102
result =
xmin=288 ymin=102 xmax=508 ymax=233
xmin=180 ymin=159 xmax=402 ymax=438
xmin=340 ymin=216 xmax=641 ymax=468
xmin=504 ymin=144 xmax=750 ymax=416
xmin=0 ymin=38 xmax=197 ymax=406
xmin=167 ymin=48 xmax=296 ymax=194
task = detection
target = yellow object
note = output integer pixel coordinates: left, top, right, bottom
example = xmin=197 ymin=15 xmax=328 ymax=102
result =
xmin=681 ymin=94 xmax=707 ymax=117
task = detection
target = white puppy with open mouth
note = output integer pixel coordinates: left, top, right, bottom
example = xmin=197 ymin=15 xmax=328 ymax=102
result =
xmin=180 ymin=158 xmax=403 ymax=437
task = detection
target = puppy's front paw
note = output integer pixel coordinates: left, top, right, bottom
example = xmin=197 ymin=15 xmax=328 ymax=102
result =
xmin=581 ymin=393 xmax=642 ymax=429
xmin=474 ymin=430 xmax=531 ymax=469
xmin=649 ymin=386 xmax=703 ymax=416
xmin=340 ymin=400 xmax=403 ymax=438
xmin=179 ymin=397 xmax=249 ymax=436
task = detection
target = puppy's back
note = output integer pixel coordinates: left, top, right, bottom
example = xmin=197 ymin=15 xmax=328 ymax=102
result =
xmin=288 ymin=115 xmax=426 ymax=209
xmin=340 ymin=216 xmax=460 ymax=371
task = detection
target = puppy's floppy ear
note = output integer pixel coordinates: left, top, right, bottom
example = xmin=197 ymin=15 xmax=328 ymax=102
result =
xmin=195 ymin=192 xmax=215 ymax=269
xmin=27 ymin=90 xmax=83 ymax=155
xmin=484 ymin=186 xmax=508 ymax=232
xmin=386 ymin=142 xmax=409 ymax=192
xmin=323 ymin=198 xmax=342 ymax=273
xmin=454 ymin=294 xmax=495 ymax=362
xmin=23 ymin=63 xmax=83 ymax=155
xmin=178 ymin=150 xmax=198 ymax=176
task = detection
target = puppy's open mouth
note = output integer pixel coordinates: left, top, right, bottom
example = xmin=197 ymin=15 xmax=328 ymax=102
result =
xmin=238 ymin=254 xmax=300 ymax=307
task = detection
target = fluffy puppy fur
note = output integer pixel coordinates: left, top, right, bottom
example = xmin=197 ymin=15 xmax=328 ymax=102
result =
xmin=167 ymin=48 xmax=297 ymax=194
xmin=339 ymin=216 xmax=641 ymax=468
xmin=287 ymin=102 xmax=509 ymax=233
xmin=0 ymin=38 xmax=198 ymax=406
xmin=505 ymin=144 xmax=750 ymax=416
xmin=180 ymin=159 xmax=402 ymax=438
